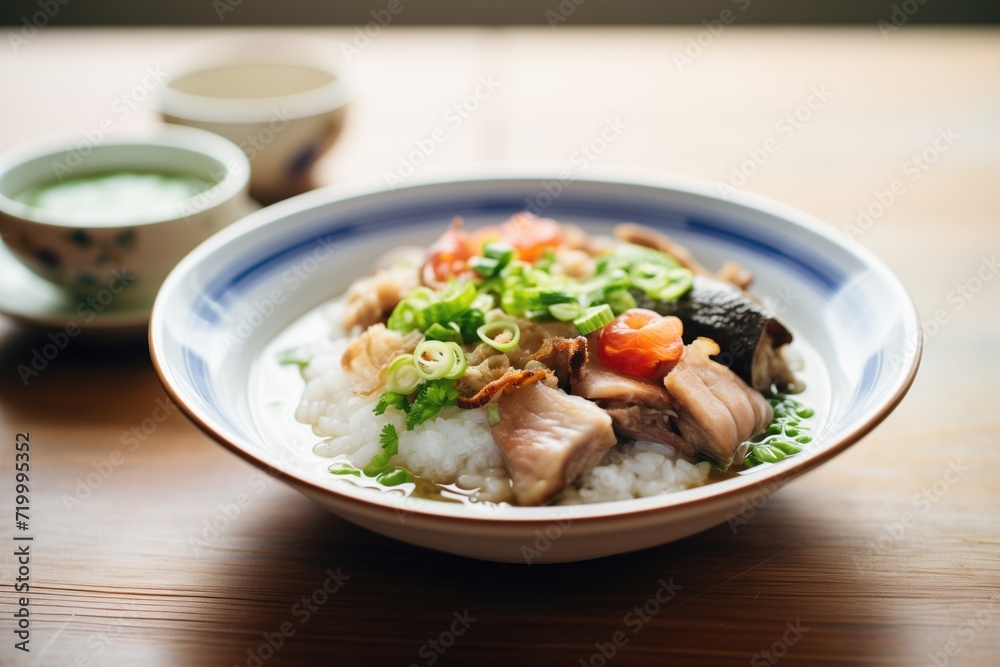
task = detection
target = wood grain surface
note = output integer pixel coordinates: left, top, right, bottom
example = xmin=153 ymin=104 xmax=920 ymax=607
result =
xmin=1 ymin=27 xmax=998 ymax=667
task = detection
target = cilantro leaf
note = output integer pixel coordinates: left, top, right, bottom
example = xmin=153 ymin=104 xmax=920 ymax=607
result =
xmin=374 ymin=391 xmax=409 ymax=416
xmin=364 ymin=424 xmax=399 ymax=475
xmin=405 ymin=379 xmax=460 ymax=430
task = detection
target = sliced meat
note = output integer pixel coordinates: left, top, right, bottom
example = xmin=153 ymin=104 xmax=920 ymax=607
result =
xmin=342 ymin=250 xmax=422 ymax=330
xmin=663 ymin=338 xmax=772 ymax=466
xmin=525 ymin=336 xmax=588 ymax=388
xmin=341 ymin=324 xmax=421 ymax=394
xmin=572 ymin=361 xmax=695 ymax=456
xmin=491 ymin=382 xmax=617 ymax=506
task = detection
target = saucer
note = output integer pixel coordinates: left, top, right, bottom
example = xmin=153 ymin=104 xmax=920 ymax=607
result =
xmin=0 ymin=240 xmax=151 ymax=333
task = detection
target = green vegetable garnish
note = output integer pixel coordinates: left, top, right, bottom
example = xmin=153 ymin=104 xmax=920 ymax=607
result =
xmin=604 ymin=288 xmax=637 ymax=315
xmin=451 ymin=308 xmax=486 ymax=344
xmin=375 ymin=467 xmax=413 ymax=486
xmin=329 ymin=426 xmax=414 ymax=487
xmin=405 ymin=378 xmax=460 ymax=430
xmin=364 ymin=424 xmax=399 ymax=475
xmin=548 ymin=301 xmax=582 ymax=322
xmin=387 ymin=281 xmax=476 ymax=334
xmin=412 ymin=339 xmax=467 ymax=381
xmin=277 ymin=348 xmax=312 ymax=368
xmin=487 ymin=402 xmax=500 ymax=425
xmin=573 ymin=304 xmax=614 ymax=335
xmin=328 ymin=461 xmax=362 ymax=476
xmin=374 ymin=391 xmax=409 ymax=415
xmin=423 ymin=322 xmax=463 ymax=344
xmin=386 ymin=354 xmax=421 ymax=395
xmin=469 ymin=242 xmax=516 ymax=277
xmin=744 ymin=395 xmax=814 ymax=466
xmin=477 ymin=321 xmax=521 ymax=352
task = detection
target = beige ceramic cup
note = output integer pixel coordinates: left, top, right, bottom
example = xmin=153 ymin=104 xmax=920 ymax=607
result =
xmin=156 ymin=37 xmax=351 ymax=204
xmin=0 ymin=125 xmax=253 ymax=302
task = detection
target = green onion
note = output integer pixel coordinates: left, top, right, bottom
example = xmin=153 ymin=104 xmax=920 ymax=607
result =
xmin=548 ymin=302 xmax=582 ymax=321
xmin=375 ymin=467 xmax=412 ymax=486
xmin=419 ymin=280 xmax=477 ymax=330
xmin=745 ymin=395 xmax=815 ymax=467
xmin=277 ymin=348 xmax=311 ymax=368
xmin=471 ymin=293 xmax=495 ymax=311
xmin=470 ymin=242 xmax=516 ymax=278
xmin=444 ymin=342 xmax=467 ymax=379
xmin=451 ymin=307 xmax=486 ymax=344
xmin=487 ymin=403 xmax=500 ymax=425
xmin=573 ymin=304 xmax=614 ymax=335
xmin=469 ymin=256 xmax=500 ymax=276
xmin=477 ymin=321 xmax=521 ymax=351
xmin=328 ymin=461 xmax=361 ymax=476
xmin=423 ymin=322 xmax=463 ymax=343
xmin=386 ymin=287 xmax=435 ymax=332
xmin=386 ymin=282 xmax=475 ymax=333
xmin=655 ymin=268 xmax=694 ymax=301
xmin=414 ymin=340 xmax=458 ymax=380
xmin=386 ymin=354 xmax=420 ymax=394
xmin=605 ymin=288 xmax=637 ymax=315
xmin=630 ymin=262 xmax=671 ymax=293
xmin=538 ymin=290 xmax=576 ymax=305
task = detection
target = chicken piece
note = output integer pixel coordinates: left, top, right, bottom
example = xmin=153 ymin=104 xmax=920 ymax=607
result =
xmin=342 ymin=249 xmax=422 ymax=330
xmin=491 ymin=381 xmax=617 ymax=505
xmin=572 ymin=362 xmax=695 ymax=456
xmin=663 ymin=338 xmax=772 ymax=466
xmin=341 ymin=324 xmax=421 ymax=395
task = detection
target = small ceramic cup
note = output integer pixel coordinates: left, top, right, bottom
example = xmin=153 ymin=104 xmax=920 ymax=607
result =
xmin=156 ymin=36 xmax=351 ymax=204
xmin=0 ymin=124 xmax=253 ymax=302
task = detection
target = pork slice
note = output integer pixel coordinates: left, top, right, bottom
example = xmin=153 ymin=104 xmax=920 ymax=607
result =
xmin=663 ymin=337 xmax=772 ymax=466
xmin=491 ymin=382 xmax=617 ymax=506
xmin=572 ymin=362 xmax=695 ymax=456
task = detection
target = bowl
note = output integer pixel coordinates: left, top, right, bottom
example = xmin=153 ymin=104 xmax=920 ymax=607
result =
xmin=149 ymin=167 xmax=921 ymax=563
xmin=0 ymin=125 xmax=252 ymax=303
xmin=156 ymin=37 xmax=351 ymax=204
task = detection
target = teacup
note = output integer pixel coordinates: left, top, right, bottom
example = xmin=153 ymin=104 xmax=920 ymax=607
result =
xmin=156 ymin=36 xmax=351 ymax=204
xmin=0 ymin=124 xmax=253 ymax=302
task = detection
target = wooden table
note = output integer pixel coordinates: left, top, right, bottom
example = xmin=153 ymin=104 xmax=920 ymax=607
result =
xmin=2 ymin=27 xmax=999 ymax=666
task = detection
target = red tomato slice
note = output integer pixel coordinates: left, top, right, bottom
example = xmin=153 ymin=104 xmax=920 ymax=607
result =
xmin=497 ymin=213 xmax=562 ymax=263
xmin=597 ymin=309 xmax=684 ymax=378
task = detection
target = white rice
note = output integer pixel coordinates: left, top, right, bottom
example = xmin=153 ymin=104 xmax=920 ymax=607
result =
xmin=295 ymin=339 xmax=712 ymax=505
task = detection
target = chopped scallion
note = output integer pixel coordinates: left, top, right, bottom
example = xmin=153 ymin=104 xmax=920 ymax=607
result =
xmin=386 ymin=354 xmax=420 ymax=394
xmin=476 ymin=321 xmax=521 ymax=351
xmin=573 ymin=304 xmax=614 ymax=335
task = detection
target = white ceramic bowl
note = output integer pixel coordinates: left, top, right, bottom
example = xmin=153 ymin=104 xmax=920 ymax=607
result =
xmin=149 ymin=167 xmax=921 ymax=563
xmin=157 ymin=37 xmax=350 ymax=204
xmin=0 ymin=125 xmax=252 ymax=302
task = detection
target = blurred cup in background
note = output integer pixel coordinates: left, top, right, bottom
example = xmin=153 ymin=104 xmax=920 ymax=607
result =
xmin=0 ymin=125 xmax=253 ymax=302
xmin=156 ymin=36 xmax=351 ymax=204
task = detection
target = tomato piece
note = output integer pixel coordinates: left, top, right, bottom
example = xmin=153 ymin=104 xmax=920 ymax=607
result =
xmin=597 ymin=309 xmax=684 ymax=378
xmin=426 ymin=221 xmax=481 ymax=282
xmin=493 ymin=213 xmax=562 ymax=263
